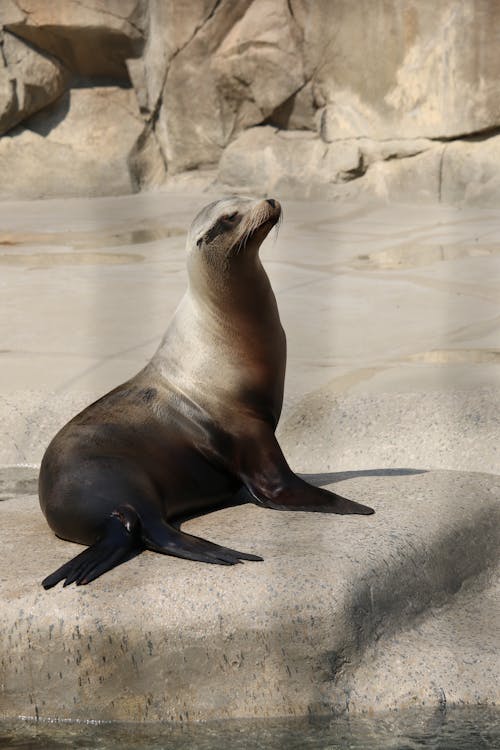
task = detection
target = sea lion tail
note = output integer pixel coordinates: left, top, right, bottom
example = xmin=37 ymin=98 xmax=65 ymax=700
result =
xmin=41 ymin=506 xmax=143 ymax=589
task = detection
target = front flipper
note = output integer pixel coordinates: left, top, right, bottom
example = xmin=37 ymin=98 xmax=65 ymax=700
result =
xmin=42 ymin=505 xmax=143 ymax=589
xmin=142 ymin=522 xmax=263 ymax=565
xmin=239 ymin=429 xmax=374 ymax=515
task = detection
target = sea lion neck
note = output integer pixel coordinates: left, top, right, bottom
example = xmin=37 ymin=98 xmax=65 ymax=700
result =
xmin=187 ymin=249 xmax=274 ymax=320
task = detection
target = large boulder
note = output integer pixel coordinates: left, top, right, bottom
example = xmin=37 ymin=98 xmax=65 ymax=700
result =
xmin=0 ymin=87 xmax=146 ymax=199
xmin=292 ymin=0 xmax=500 ymax=141
xmin=214 ymin=0 xmax=305 ymax=132
xmin=127 ymin=0 xmax=219 ymax=117
xmin=152 ymin=0 xmax=253 ymax=173
xmin=153 ymin=0 xmax=307 ymax=174
xmin=0 ymin=29 xmax=67 ymax=136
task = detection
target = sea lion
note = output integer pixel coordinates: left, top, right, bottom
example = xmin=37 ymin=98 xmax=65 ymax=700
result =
xmin=39 ymin=196 xmax=373 ymax=589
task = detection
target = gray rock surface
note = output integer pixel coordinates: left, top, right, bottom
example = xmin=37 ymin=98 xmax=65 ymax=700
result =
xmin=1 ymin=0 xmax=500 ymax=201
xmin=0 ymin=468 xmax=498 ymax=721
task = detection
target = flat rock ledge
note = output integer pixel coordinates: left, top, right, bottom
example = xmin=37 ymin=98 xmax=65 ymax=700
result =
xmin=0 ymin=467 xmax=498 ymax=722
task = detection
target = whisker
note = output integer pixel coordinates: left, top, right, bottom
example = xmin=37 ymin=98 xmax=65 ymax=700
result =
xmin=228 ymin=202 xmax=282 ymax=257
xmin=273 ymin=210 xmax=283 ymax=244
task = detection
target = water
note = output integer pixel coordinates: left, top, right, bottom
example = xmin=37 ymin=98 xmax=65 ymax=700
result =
xmin=0 ymin=707 xmax=498 ymax=749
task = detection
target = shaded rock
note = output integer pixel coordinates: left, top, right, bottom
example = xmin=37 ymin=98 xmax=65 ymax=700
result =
xmin=0 ymin=87 xmax=144 ymax=199
xmin=127 ymin=0 xmax=234 ymax=181
xmin=0 ymin=29 xmax=67 ymax=136
xmin=128 ymin=125 xmax=167 ymax=190
xmin=344 ymin=570 xmax=499 ymax=713
xmin=267 ymin=81 xmax=316 ymax=131
xmin=5 ymin=0 xmax=146 ymax=80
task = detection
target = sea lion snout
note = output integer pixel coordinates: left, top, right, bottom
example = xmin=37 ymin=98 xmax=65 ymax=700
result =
xmin=250 ymin=197 xmax=281 ymax=235
xmin=262 ymin=197 xmax=281 ymax=222
xmin=265 ymin=197 xmax=281 ymax=214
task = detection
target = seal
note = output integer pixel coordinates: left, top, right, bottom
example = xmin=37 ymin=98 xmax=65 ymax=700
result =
xmin=39 ymin=196 xmax=374 ymax=589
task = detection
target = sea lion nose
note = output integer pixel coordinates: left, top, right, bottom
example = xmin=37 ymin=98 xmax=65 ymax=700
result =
xmin=266 ymin=198 xmax=276 ymax=208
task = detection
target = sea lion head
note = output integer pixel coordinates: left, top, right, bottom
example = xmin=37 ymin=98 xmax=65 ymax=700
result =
xmin=186 ymin=196 xmax=281 ymax=290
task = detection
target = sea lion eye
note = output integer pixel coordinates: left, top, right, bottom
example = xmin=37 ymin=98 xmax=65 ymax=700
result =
xmin=203 ymin=212 xmax=241 ymax=245
xmin=196 ymin=236 xmax=203 ymax=247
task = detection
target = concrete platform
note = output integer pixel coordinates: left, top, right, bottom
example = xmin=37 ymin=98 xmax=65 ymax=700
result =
xmin=0 ymin=193 xmax=499 ymax=720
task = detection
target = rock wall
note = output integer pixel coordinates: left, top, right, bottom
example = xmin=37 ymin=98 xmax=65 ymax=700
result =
xmin=1 ymin=0 xmax=499 ymax=203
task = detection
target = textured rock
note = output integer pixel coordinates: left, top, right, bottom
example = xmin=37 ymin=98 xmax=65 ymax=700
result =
xmin=1 ymin=0 xmax=500 ymax=202
xmin=0 ymin=29 xmax=67 ymax=135
xmin=218 ymin=126 xmax=360 ymax=198
xmin=0 ymin=469 xmax=498 ymax=721
xmin=146 ymin=0 xmax=305 ymax=174
xmin=214 ymin=0 xmax=305 ymax=130
xmin=218 ymin=125 xmax=444 ymax=201
xmin=295 ymin=0 xmax=500 ymax=141
xmin=129 ymin=0 xmax=224 ymax=118
xmin=155 ymin=0 xmax=253 ymax=173
xmin=0 ymin=0 xmax=24 ymax=26
xmin=0 ymin=87 xmax=144 ymax=198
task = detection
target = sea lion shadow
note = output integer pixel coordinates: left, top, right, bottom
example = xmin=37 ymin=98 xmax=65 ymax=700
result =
xmin=172 ymin=468 xmax=427 ymax=527
xmin=299 ymin=468 xmax=428 ymax=487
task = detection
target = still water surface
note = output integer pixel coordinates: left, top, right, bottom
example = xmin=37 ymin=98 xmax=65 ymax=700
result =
xmin=0 ymin=707 xmax=498 ymax=749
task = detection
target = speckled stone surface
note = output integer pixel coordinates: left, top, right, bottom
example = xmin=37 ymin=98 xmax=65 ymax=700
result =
xmin=0 ymin=468 xmax=498 ymax=721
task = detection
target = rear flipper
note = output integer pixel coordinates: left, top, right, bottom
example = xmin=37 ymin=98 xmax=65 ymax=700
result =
xmin=42 ymin=505 xmax=262 ymax=589
xmin=143 ymin=523 xmax=263 ymax=565
xmin=42 ymin=506 xmax=143 ymax=589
